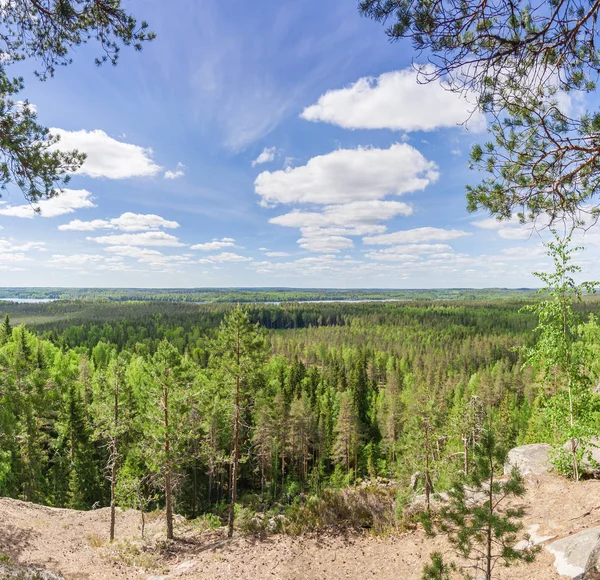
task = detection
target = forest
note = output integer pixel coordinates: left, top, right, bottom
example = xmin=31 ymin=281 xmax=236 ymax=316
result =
xmin=2 ymin=239 xmax=600 ymax=547
xmin=0 ymin=287 xmax=537 ymax=303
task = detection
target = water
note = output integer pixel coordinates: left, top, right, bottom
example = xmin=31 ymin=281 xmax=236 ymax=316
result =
xmin=0 ymin=298 xmax=58 ymax=303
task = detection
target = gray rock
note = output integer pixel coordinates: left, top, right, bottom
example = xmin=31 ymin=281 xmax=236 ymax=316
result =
xmin=547 ymin=526 xmax=600 ymax=578
xmin=514 ymin=524 xmax=556 ymax=551
xmin=504 ymin=444 xmax=552 ymax=476
xmin=584 ymin=539 xmax=600 ymax=578
xmin=0 ymin=564 xmax=65 ymax=579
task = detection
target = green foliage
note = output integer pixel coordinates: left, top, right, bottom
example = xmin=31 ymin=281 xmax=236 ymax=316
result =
xmin=0 ymin=1 xmax=153 ymax=204
xmin=0 ymin=293 xmax=598 ymax=541
xmin=423 ymin=426 xmax=538 ymax=579
xmin=521 ymin=233 xmax=598 ymax=479
xmin=361 ymin=0 xmax=600 ymax=221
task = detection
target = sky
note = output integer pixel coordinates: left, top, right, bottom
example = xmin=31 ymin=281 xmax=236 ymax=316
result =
xmin=0 ymin=0 xmax=599 ymax=289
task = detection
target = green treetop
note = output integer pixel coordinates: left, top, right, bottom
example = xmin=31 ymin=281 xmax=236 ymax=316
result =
xmin=0 ymin=1 xmax=154 ymax=205
xmin=361 ymin=0 xmax=600 ymax=223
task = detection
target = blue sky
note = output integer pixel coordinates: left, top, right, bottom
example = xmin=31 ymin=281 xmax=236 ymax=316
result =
xmin=0 ymin=0 xmax=597 ymax=288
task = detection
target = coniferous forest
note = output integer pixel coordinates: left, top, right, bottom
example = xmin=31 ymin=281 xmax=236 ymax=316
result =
xmin=2 ymin=273 xmax=600 ymax=541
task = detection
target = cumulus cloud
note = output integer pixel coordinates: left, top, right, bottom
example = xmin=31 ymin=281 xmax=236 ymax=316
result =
xmin=363 ymin=227 xmax=471 ymax=245
xmin=164 ymin=162 xmax=185 ymax=180
xmin=271 ymin=200 xmax=414 ymax=253
xmin=265 ymin=251 xmax=290 ymax=257
xmin=299 ymin=235 xmax=353 ymax=253
xmin=251 ymin=147 xmax=276 ymax=167
xmin=0 ymin=189 xmax=95 ymax=218
xmin=254 ymin=143 xmax=438 ymax=206
xmin=59 ymin=212 xmax=179 ymax=232
xmin=48 ymin=254 xmax=115 ymax=267
xmin=104 ymin=245 xmax=193 ymax=270
xmin=200 ymin=252 xmax=252 ymax=263
xmin=301 ymin=66 xmax=485 ymax=132
xmin=271 ymin=201 xmax=412 ymax=234
xmin=0 ymin=240 xmax=45 ymax=252
xmin=86 ymin=231 xmax=185 ymax=247
xmin=0 ymin=238 xmax=43 ymax=266
xmin=51 ymin=128 xmax=162 ymax=179
xmin=191 ymin=237 xmax=237 ymax=251
xmin=365 ymin=244 xmax=453 ymax=262
xmin=471 ymin=217 xmax=544 ymax=240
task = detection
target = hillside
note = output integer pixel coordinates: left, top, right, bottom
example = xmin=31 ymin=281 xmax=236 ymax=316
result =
xmin=2 ymin=473 xmax=599 ymax=580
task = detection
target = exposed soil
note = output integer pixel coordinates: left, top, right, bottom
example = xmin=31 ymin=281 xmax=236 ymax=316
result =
xmin=2 ymin=474 xmax=600 ymax=579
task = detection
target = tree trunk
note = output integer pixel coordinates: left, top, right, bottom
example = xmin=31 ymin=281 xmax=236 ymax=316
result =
xmin=164 ymin=380 xmax=174 ymax=540
xmin=110 ymin=371 xmax=119 ymax=542
xmin=486 ymin=453 xmax=494 ymax=580
xmin=424 ymin=423 xmax=431 ymax=513
xmin=228 ymin=374 xmax=240 ymax=538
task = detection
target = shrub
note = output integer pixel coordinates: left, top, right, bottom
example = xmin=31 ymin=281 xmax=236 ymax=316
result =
xmin=283 ymin=485 xmax=397 ymax=535
xmin=189 ymin=513 xmax=222 ymax=532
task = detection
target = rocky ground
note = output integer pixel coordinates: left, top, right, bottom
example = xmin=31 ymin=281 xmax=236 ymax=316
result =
xmin=2 ymin=473 xmax=600 ymax=579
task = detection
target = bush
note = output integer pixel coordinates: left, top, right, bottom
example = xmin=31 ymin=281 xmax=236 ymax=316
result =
xmin=283 ymin=485 xmax=397 ymax=535
xmin=189 ymin=512 xmax=222 ymax=532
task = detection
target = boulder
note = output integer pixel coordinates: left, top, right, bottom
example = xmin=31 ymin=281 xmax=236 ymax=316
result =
xmin=0 ymin=564 xmax=65 ymax=579
xmin=514 ymin=524 xmax=556 ymax=551
xmin=504 ymin=443 xmax=552 ymax=476
xmin=547 ymin=526 xmax=600 ymax=578
xmin=584 ymin=539 xmax=600 ymax=578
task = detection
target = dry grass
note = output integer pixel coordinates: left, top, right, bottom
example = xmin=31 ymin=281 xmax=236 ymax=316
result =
xmin=85 ymin=533 xmax=106 ymax=548
xmin=103 ymin=539 xmax=159 ymax=571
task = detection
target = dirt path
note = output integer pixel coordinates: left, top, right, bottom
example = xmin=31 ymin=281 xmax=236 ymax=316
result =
xmin=1 ymin=475 xmax=599 ymax=579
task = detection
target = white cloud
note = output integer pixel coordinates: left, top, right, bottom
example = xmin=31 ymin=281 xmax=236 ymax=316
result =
xmin=365 ymin=244 xmax=453 ymax=261
xmin=252 ymin=147 xmax=276 ymax=167
xmin=471 ymin=217 xmax=544 ymax=240
xmin=48 ymin=254 xmax=112 ymax=267
xmin=16 ymin=101 xmax=37 ymax=114
xmin=255 ymin=143 xmax=437 ymax=206
xmin=51 ymin=128 xmax=161 ymax=179
xmin=271 ymin=201 xmax=412 ymax=234
xmin=201 ymin=252 xmax=252 ymax=263
xmin=0 ymin=189 xmax=95 ymax=218
xmin=0 ymin=240 xmax=45 ymax=252
xmin=363 ymin=227 xmax=471 ymax=245
xmin=191 ymin=237 xmax=237 ymax=251
xmin=104 ymin=245 xmax=193 ymax=270
xmin=164 ymin=162 xmax=186 ymax=180
xmin=265 ymin=251 xmax=290 ymax=257
xmin=0 ymin=252 xmax=28 ymax=263
xmin=87 ymin=231 xmax=185 ymax=247
xmin=299 ymin=235 xmax=353 ymax=253
xmin=59 ymin=212 xmax=179 ymax=232
xmin=271 ymin=201 xmax=414 ymax=254
xmin=301 ymin=66 xmax=485 ymax=132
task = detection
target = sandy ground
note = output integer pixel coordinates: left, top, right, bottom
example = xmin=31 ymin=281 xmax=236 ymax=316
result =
xmin=2 ymin=474 xmax=600 ymax=579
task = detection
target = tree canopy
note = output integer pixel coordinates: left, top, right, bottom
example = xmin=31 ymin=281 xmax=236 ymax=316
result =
xmin=0 ymin=0 xmax=154 ymax=205
xmin=360 ymin=0 xmax=600 ymax=224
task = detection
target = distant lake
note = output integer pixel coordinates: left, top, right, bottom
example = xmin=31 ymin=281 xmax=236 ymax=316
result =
xmin=0 ymin=298 xmax=58 ymax=303
xmin=260 ymin=299 xmax=409 ymax=305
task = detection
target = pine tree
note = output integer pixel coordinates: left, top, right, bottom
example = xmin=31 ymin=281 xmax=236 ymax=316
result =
xmin=91 ymin=354 xmax=130 ymax=541
xmin=331 ymin=391 xmax=360 ymax=480
xmin=0 ymin=314 xmax=12 ymax=345
xmin=423 ymin=426 xmax=538 ymax=580
xmin=141 ymin=342 xmax=191 ymax=540
xmin=211 ymin=305 xmax=267 ymax=537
